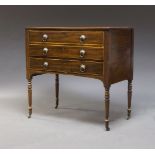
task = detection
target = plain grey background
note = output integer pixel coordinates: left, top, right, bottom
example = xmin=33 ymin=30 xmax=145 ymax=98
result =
xmin=0 ymin=6 xmax=155 ymax=148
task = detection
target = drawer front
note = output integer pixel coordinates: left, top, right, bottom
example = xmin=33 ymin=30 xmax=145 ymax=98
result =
xmin=29 ymin=45 xmax=103 ymax=61
xmin=29 ymin=30 xmax=104 ymax=45
xmin=29 ymin=58 xmax=103 ymax=75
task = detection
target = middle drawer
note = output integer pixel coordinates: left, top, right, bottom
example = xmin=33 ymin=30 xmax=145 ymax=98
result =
xmin=29 ymin=45 xmax=103 ymax=61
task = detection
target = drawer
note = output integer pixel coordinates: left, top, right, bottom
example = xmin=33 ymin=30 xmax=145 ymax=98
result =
xmin=29 ymin=45 xmax=103 ymax=61
xmin=29 ymin=58 xmax=103 ymax=75
xmin=28 ymin=30 xmax=104 ymax=45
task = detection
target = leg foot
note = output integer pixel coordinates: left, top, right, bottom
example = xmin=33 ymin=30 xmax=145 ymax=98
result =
xmin=55 ymin=74 xmax=59 ymax=109
xmin=28 ymin=108 xmax=32 ymax=118
xmin=105 ymin=120 xmax=110 ymax=131
xmin=127 ymin=80 xmax=132 ymax=119
xmin=127 ymin=108 xmax=131 ymax=120
xmin=55 ymin=99 xmax=58 ymax=109
xmin=104 ymin=85 xmax=111 ymax=131
xmin=28 ymin=79 xmax=32 ymax=118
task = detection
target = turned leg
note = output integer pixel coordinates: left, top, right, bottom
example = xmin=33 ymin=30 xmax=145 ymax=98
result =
xmin=55 ymin=74 xmax=59 ymax=109
xmin=127 ymin=80 xmax=132 ymax=120
xmin=28 ymin=79 xmax=32 ymax=118
xmin=104 ymin=85 xmax=111 ymax=131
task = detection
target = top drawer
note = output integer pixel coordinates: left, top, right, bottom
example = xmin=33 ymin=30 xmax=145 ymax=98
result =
xmin=28 ymin=30 xmax=104 ymax=45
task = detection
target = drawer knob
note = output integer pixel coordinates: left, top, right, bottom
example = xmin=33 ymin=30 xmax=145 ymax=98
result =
xmin=43 ymin=62 xmax=48 ymax=67
xmin=80 ymin=49 xmax=86 ymax=58
xmin=43 ymin=48 xmax=48 ymax=55
xmin=43 ymin=34 xmax=48 ymax=41
xmin=80 ymin=64 xmax=86 ymax=72
xmin=80 ymin=35 xmax=86 ymax=42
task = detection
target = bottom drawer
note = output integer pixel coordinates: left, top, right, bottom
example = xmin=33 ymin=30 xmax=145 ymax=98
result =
xmin=29 ymin=58 xmax=103 ymax=75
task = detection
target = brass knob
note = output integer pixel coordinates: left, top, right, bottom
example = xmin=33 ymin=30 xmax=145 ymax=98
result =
xmin=80 ymin=49 xmax=86 ymax=58
xmin=43 ymin=62 xmax=48 ymax=67
xmin=43 ymin=34 xmax=48 ymax=41
xmin=43 ymin=48 xmax=48 ymax=55
xmin=80 ymin=35 xmax=86 ymax=42
xmin=80 ymin=64 xmax=86 ymax=72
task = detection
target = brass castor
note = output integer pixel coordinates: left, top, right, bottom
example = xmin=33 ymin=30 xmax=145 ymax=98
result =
xmin=127 ymin=109 xmax=131 ymax=120
xmin=105 ymin=120 xmax=110 ymax=131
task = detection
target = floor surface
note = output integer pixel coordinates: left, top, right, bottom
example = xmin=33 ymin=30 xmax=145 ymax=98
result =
xmin=0 ymin=75 xmax=155 ymax=148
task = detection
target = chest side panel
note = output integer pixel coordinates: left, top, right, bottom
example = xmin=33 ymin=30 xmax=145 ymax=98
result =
xmin=104 ymin=29 xmax=133 ymax=85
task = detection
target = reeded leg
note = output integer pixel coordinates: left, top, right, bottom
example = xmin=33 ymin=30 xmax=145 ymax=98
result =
xmin=127 ymin=80 xmax=132 ymax=120
xmin=28 ymin=79 xmax=32 ymax=118
xmin=55 ymin=74 xmax=59 ymax=109
xmin=104 ymin=85 xmax=111 ymax=131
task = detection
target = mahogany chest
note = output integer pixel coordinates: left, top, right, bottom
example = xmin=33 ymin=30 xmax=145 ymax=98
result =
xmin=25 ymin=27 xmax=134 ymax=131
